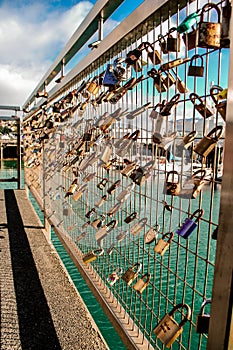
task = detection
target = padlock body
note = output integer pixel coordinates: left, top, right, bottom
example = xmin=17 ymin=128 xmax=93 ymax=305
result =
xmin=188 ymin=66 xmax=204 ymax=77
xmin=182 ymin=30 xmax=197 ymax=50
xmin=165 ymin=182 xmax=180 ymax=196
xmin=198 ymin=22 xmax=221 ymax=48
xmin=196 ymin=314 xmax=210 ymax=334
xmin=83 ymin=252 xmax=97 ymax=264
xmin=154 ymin=314 xmax=183 ymax=346
xmin=176 ymin=218 xmax=197 ymax=239
xmin=195 ymin=103 xmax=213 ymax=118
xmin=133 ymin=279 xmax=148 ymax=293
xmin=72 ymin=190 xmax=83 ymax=201
xmin=194 ymin=137 xmax=216 ymax=157
xmin=154 ymin=239 xmax=170 ymax=256
xmin=148 ymin=50 xmax=161 ymax=65
xmin=107 ymin=272 xmax=119 ymax=286
xmin=122 ymin=268 xmax=137 ymax=285
xmin=167 ymin=37 xmax=180 ymax=52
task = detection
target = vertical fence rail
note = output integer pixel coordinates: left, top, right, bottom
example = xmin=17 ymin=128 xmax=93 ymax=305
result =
xmin=23 ymin=0 xmax=232 ymax=348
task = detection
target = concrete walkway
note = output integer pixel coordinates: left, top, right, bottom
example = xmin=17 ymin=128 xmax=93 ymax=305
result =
xmin=0 ymin=189 xmax=109 ymax=350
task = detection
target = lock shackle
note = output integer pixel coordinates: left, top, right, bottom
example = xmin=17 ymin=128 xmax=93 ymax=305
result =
xmin=200 ymin=3 xmax=221 ymax=23
xmin=190 ymin=92 xmax=205 ymax=106
xmin=131 ymin=262 xmax=142 ymax=274
xmin=161 ymin=231 xmax=174 ymax=243
xmin=192 ymin=169 xmax=206 ymax=181
xmin=140 ymin=272 xmax=151 ymax=283
xmin=144 ymin=41 xmax=155 ymax=53
xmin=161 ymin=93 xmax=181 ymax=115
xmin=129 ymin=129 xmax=140 ymax=141
xmin=93 ymin=248 xmax=104 ymax=256
xmin=210 ymin=85 xmax=224 ymax=104
xmin=147 ymin=68 xmax=158 ymax=78
xmin=190 ymin=208 xmax=204 ymax=222
xmin=158 ymin=34 xmax=166 ymax=43
xmin=206 ymin=125 xmax=223 ymax=140
xmin=183 ymin=130 xmax=198 ymax=144
xmin=113 ymin=267 xmax=123 ymax=276
xmin=190 ymin=54 xmax=204 ymax=67
xmin=168 ymin=27 xmax=178 ymax=36
xmin=153 ymin=223 xmax=160 ymax=232
xmin=125 ymin=211 xmax=138 ymax=223
xmin=166 ymin=170 xmax=180 ymax=183
xmin=169 ymin=303 xmax=191 ymax=326
xmin=199 ymin=298 xmax=212 ymax=315
xmin=106 ymin=219 xmax=118 ymax=231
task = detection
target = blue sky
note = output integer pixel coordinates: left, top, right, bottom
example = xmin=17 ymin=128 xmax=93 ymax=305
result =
xmin=0 ymin=0 xmax=144 ymax=108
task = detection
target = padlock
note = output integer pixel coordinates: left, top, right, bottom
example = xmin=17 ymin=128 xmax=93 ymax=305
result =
xmin=210 ymin=85 xmax=227 ymax=121
xmin=99 ymin=141 xmax=113 ymax=164
xmin=196 ymin=299 xmax=212 ymax=334
xmin=130 ymin=160 xmax=155 ymax=186
xmin=63 ymin=202 xmax=72 ymax=216
xmin=177 ymin=11 xmax=200 ymax=33
xmin=83 ymin=248 xmax=104 ymax=264
xmin=147 ymin=68 xmax=167 ymax=93
xmin=176 ymin=76 xmax=189 ymax=94
xmin=154 ymin=232 xmax=174 ymax=256
xmin=164 ymin=170 xmax=180 ymax=196
xmin=121 ymin=161 xmax=138 ymax=177
xmin=150 ymin=105 xmax=166 ymax=136
xmin=144 ymin=42 xmax=162 ymax=65
xmin=116 ymin=130 xmax=140 ymax=157
xmin=107 ymin=179 xmax=121 ymax=195
xmin=163 ymin=71 xmax=176 ymax=89
xmin=116 ymin=230 xmax=129 ymax=242
xmin=125 ymin=46 xmax=143 ymax=66
xmin=124 ymin=212 xmax=138 ymax=224
xmin=107 ymin=268 xmax=123 ymax=286
xmin=194 ymin=125 xmax=223 ymax=158
xmin=181 ymin=130 xmax=198 ymax=149
xmin=91 ymin=215 xmax=106 ymax=230
xmin=116 ymin=182 xmax=135 ymax=202
xmin=221 ymin=0 xmax=231 ymax=47
xmin=130 ymin=217 xmax=148 ymax=236
xmin=152 ymin=131 xmax=177 ymax=151
xmin=72 ymin=183 xmax=88 ymax=201
xmin=97 ymin=178 xmax=109 ymax=190
xmin=95 ymin=219 xmax=118 ymax=246
xmin=133 ymin=272 xmax=151 ymax=294
xmin=94 ymin=194 xmax=108 ymax=208
xmin=144 ymin=224 xmax=160 ymax=245
xmin=198 ymin=3 xmax=221 ymax=48
xmin=65 ymin=179 xmax=79 ymax=197
xmin=190 ymin=93 xmax=214 ymax=119
xmin=182 ymin=27 xmax=198 ymax=51
xmin=107 ymin=201 xmax=123 ymax=217
xmin=176 ymin=209 xmax=204 ymax=239
xmin=166 ymin=28 xmax=180 ymax=52
xmin=82 ymin=171 xmax=96 ymax=183
xmin=122 ymin=262 xmax=142 ymax=285
xmin=85 ymin=207 xmax=96 ymax=218
xmin=87 ymin=77 xmax=101 ymax=95
xmin=103 ymin=157 xmax=117 ymax=171
xmin=102 ymin=64 xmax=119 ymax=87
xmin=179 ymin=169 xmax=206 ymax=199
xmin=188 ymin=54 xmax=204 ymax=77
xmin=153 ymin=303 xmax=191 ymax=347
xmin=158 ymin=34 xmax=168 ymax=54
xmin=160 ymin=93 xmax=181 ymax=116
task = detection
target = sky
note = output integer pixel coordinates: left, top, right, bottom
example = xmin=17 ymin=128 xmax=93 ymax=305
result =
xmin=0 ymin=0 xmax=144 ymax=111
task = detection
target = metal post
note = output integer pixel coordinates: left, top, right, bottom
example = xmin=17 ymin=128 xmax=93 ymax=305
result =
xmin=98 ymin=11 xmax=104 ymax=41
xmin=16 ymin=118 xmax=21 ymax=189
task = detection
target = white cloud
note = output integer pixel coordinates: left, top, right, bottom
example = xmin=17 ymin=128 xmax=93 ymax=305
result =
xmin=0 ymin=1 xmax=93 ymax=108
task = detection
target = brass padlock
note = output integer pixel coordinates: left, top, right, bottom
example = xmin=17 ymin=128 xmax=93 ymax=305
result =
xmin=198 ymin=3 xmax=221 ymax=48
xmin=166 ymin=28 xmax=180 ymax=52
xmin=121 ymin=160 xmax=138 ymax=177
xmin=163 ymin=71 xmax=176 ymax=89
xmin=107 ymin=179 xmax=121 ymax=195
xmin=153 ymin=303 xmax=191 ymax=347
xmin=160 ymin=93 xmax=181 ymax=116
xmin=194 ymin=125 xmax=223 ymax=158
xmin=196 ymin=299 xmax=212 ymax=334
xmin=91 ymin=214 xmax=106 ymax=230
xmin=65 ymin=178 xmax=79 ymax=197
xmin=133 ymin=272 xmax=151 ymax=294
xmin=83 ymin=248 xmax=104 ymax=264
xmin=97 ymin=178 xmax=109 ymax=190
xmin=107 ymin=201 xmax=123 ymax=217
xmin=147 ymin=68 xmax=167 ymax=93
xmin=144 ymin=41 xmax=162 ymax=65
xmin=122 ymin=262 xmax=142 ymax=285
xmin=87 ymin=76 xmax=101 ymax=95
xmin=210 ymin=85 xmax=227 ymax=121
xmin=160 ymin=57 xmax=190 ymax=72
xmin=164 ymin=170 xmax=180 ymax=196
xmin=188 ymin=54 xmax=204 ymax=77
xmin=190 ymin=93 xmax=214 ymax=119
xmin=154 ymin=232 xmax=174 ymax=256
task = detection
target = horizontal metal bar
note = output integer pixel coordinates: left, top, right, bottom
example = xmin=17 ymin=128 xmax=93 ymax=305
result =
xmin=0 ymin=106 xmax=20 ymax=111
xmin=23 ymin=0 xmax=125 ymax=109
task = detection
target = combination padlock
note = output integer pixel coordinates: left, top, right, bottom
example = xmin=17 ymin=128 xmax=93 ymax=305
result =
xmin=122 ymin=262 xmax=142 ymax=286
xmin=196 ymin=299 xmax=212 ymax=334
xmin=153 ymin=303 xmax=191 ymax=347
xmin=188 ymin=54 xmax=204 ymax=77
xmin=133 ymin=272 xmax=151 ymax=294
xmin=154 ymin=232 xmax=174 ymax=256
xmin=176 ymin=209 xmax=204 ymax=239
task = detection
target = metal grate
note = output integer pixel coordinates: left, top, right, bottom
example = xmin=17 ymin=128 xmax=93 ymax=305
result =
xmin=23 ymin=0 xmax=231 ymax=348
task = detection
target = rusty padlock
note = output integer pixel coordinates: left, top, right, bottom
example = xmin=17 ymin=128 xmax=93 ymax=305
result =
xmin=181 ymin=130 xmax=198 ymax=149
xmin=166 ymin=28 xmax=180 ymax=52
xmin=133 ymin=272 xmax=151 ymax=294
xmin=188 ymin=54 xmax=204 ymax=77
xmin=97 ymin=178 xmax=109 ymax=190
xmin=197 ymin=3 xmax=221 ymax=48
xmin=182 ymin=27 xmax=198 ymax=51
xmin=194 ymin=125 xmax=223 ymax=158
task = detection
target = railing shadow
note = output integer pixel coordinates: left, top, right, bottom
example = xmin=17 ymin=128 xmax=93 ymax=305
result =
xmin=4 ymin=189 xmax=62 ymax=350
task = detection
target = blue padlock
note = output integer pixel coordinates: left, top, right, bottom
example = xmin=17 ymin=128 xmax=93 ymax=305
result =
xmin=176 ymin=209 xmax=204 ymax=239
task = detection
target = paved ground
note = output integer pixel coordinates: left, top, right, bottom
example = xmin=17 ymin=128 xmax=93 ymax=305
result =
xmin=0 ymin=189 xmax=109 ymax=350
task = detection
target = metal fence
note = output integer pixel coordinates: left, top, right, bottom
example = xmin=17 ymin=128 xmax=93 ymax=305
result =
xmin=22 ymin=0 xmax=232 ymax=349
